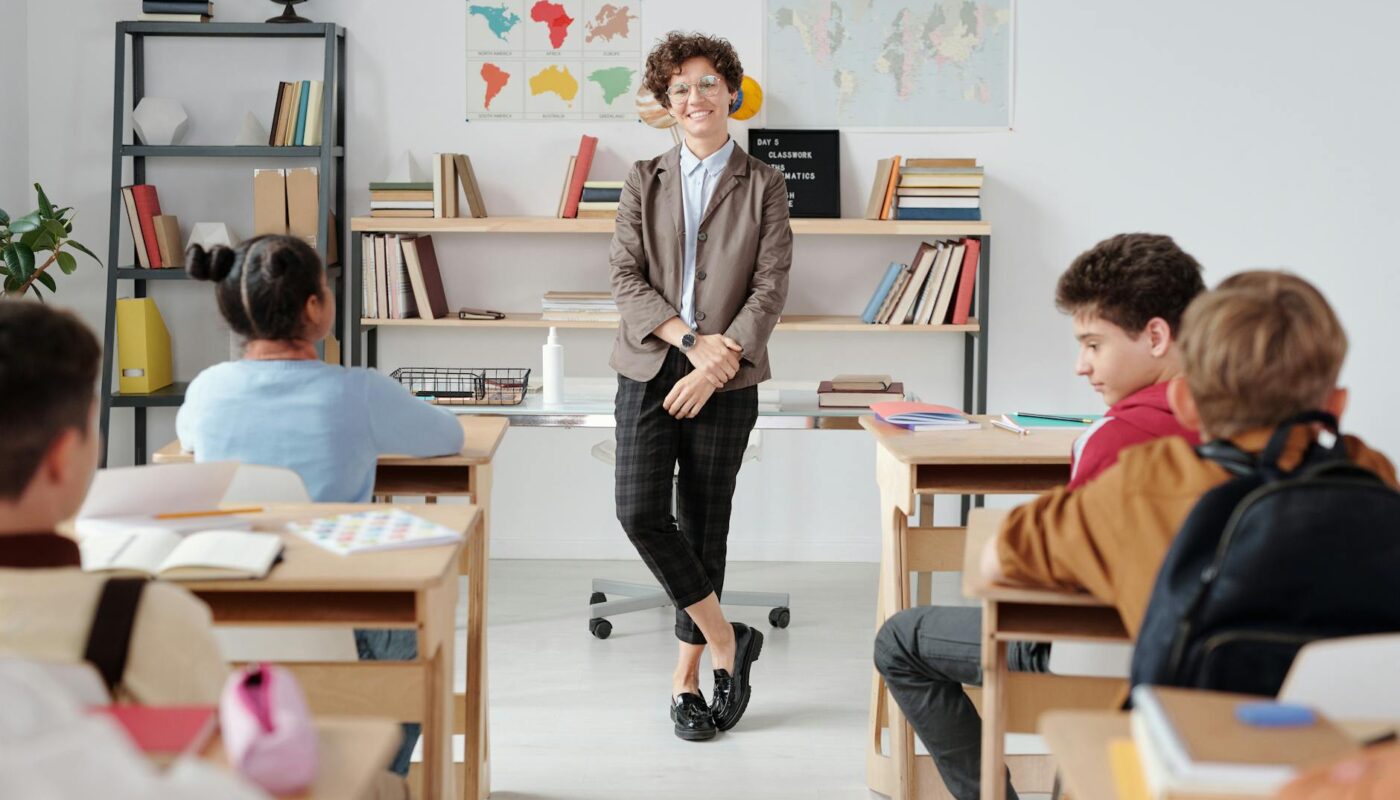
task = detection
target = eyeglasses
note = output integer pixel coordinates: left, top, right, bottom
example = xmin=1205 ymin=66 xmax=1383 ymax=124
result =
xmin=668 ymin=75 xmax=723 ymax=102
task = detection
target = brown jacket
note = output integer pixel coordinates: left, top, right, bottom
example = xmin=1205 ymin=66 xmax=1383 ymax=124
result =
xmin=608 ymin=143 xmax=792 ymax=389
xmin=996 ymin=428 xmax=1398 ymax=637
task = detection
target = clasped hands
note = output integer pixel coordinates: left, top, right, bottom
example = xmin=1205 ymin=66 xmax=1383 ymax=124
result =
xmin=664 ymin=334 xmax=743 ymax=419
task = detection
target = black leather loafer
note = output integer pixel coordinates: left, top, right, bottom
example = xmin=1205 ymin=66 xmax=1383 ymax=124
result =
xmin=711 ymin=622 xmax=764 ymax=731
xmin=670 ymin=692 xmax=717 ymax=741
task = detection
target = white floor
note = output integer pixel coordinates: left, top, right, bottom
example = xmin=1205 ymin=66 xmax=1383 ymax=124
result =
xmin=456 ymin=559 xmax=893 ymax=800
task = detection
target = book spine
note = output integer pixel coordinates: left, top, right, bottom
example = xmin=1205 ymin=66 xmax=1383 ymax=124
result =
xmin=949 ymin=238 xmax=981 ymax=325
xmin=304 ymin=80 xmax=323 ymax=147
xmin=142 ymin=0 xmax=211 ymax=13
xmin=130 ymin=185 xmax=165 ymax=268
xmin=563 ymin=135 xmax=598 ymax=219
xmin=293 ymin=81 xmax=310 ymax=146
xmin=580 ymin=187 xmax=623 ymax=202
xmin=861 ymin=262 xmax=903 ymax=324
xmin=894 ymin=208 xmax=983 ymax=221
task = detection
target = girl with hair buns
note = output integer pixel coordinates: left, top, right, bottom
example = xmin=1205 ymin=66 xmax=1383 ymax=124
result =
xmin=176 ymin=234 xmax=463 ymax=777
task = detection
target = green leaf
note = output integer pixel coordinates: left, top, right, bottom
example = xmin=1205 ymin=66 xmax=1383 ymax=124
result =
xmin=43 ymin=219 xmax=66 ymax=242
xmin=8 ymin=213 xmax=40 ymax=233
xmin=4 ymin=274 xmax=21 ymax=293
xmin=0 ymin=208 xmax=8 ymax=225
xmin=67 ymin=239 xmax=101 ymax=265
xmin=36 ymin=271 xmax=57 ymax=293
xmin=21 ymin=229 xmax=54 ymax=252
xmin=9 ymin=243 xmax=35 ymax=280
xmin=34 ymin=184 xmax=54 ymax=219
xmin=56 ymin=251 xmax=77 ymax=275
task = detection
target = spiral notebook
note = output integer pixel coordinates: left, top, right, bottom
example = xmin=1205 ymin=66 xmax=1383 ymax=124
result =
xmin=287 ymin=510 xmax=462 ymax=555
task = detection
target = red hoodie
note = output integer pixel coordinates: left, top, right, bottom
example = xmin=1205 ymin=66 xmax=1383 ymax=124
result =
xmin=1067 ymin=382 xmax=1200 ymax=489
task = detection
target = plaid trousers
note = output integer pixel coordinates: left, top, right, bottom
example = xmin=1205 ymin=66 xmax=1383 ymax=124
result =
xmin=614 ymin=347 xmax=760 ymax=644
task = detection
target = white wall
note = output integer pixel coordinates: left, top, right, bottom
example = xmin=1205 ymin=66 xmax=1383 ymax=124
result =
xmin=18 ymin=0 xmax=1400 ymax=561
xmin=0 ymin=1 xmax=29 ymax=212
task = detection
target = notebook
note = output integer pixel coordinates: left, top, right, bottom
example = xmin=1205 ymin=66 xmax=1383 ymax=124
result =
xmin=870 ymin=401 xmax=978 ymax=431
xmin=288 ymin=509 xmax=463 ymax=555
xmin=1009 ymin=413 xmax=1103 ymax=429
xmin=79 ymin=529 xmax=283 ymax=580
xmin=75 ymin=462 xmax=251 ymax=538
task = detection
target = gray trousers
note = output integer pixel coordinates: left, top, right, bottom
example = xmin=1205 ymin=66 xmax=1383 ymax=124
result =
xmin=874 ymin=605 xmax=1050 ymax=800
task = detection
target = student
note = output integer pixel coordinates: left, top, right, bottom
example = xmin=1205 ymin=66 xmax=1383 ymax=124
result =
xmin=0 ymin=302 xmax=226 ymax=704
xmin=1054 ymin=232 xmax=1206 ymax=488
xmin=177 ymin=235 xmax=464 ymax=778
xmin=872 ymin=232 xmax=1206 ymax=799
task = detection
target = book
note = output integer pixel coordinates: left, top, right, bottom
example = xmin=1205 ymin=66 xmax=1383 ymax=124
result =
xmin=137 ymin=13 xmax=210 ymax=21
xmin=562 ymin=135 xmax=599 ymax=218
xmin=152 ymin=215 xmax=183 ymax=268
xmin=577 ymin=201 xmax=620 ymax=210
xmin=373 ymin=234 xmax=388 ymax=319
xmin=361 ymin=234 xmax=376 ymax=318
xmin=895 ymin=208 xmax=983 ymax=221
xmin=1131 ymin=685 xmax=1356 ymax=797
xmin=948 ymin=237 xmax=982 ymax=325
xmin=76 ymin=462 xmax=252 ymax=537
xmin=897 ymin=196 xmax=980 ymax=208
xmin=295 ymin=80 xmax=312 ymax=146
xmin=903 ymin=158 xmax=978 ymax=168
xmin=874 ymin=265 xmax=911 ymax=324
xmin=389 ymin=234 xmax=416 ymax=319
xmin=817 ymin=381 xmax=904 ymax=408
xmin=303 ymin=79 xmax=324 ymax=147
xmin=927 ymin=240 xmax=966 ymax=325
xmin=457 ymin=307 xmax=505 ymax=320
xmin=129 ymin=185 xmax=164 ymax=269
xmin=870 ymin=401 xmax=978 ymax=431
xmin=879 ymin=156 xmax=901 ymax=220
xmin=580 ymin=187 xmax=622 ymax=202
xmin=864 ymin=157 xmax=896 ymax=220
xmin=453 ymin=154 xmax=488 ymax=218
xmin=401 ymin=235 xmax=450 ymax=320
xmin=370 ymin=201 xmax=434 ymax=210
xmin=889 ymin=242 xmax=939 ymax=325
xmin=80 ymin=529 xmax=282 ymax=581
xmin=370 ymin=190 xmax=434 ymax=202
xmin=911 ymin=242 xmax=952 ymax=325
xmin=830 ymin=374 xmax=892 ymax=391
xmin=370 ymin=209 xmax=434 ymax=218
xmin=142 ymin=1 xmax=214 ymax=13
xmin=283 ymin=81 xmax=301 ymax=147
xmin=899 ymin=166 xmax=986 ymax=174
xmin=369 ymin=181 xmax=434 ymax=191
xmin=896 ymin=187 xmax=981 ymax=197
xmin=1108 ymin=739 xmax=1151 ymax=800
xmin=556 ymin=155 xmax=577 ymax=218
xmin=120 ymin=188 xmax=149 ymax=268
xmin=288 ymin=509 xmax=463 ymax=556
xmin=577 ymin=209 xmax=617 ymax=219
xmin=860 ymin=262 xmax=903 ymax=324
xmin=252 ymin=168 xmax=287 ymax=235
xmin=582 ymin=180 xmax=624 ymax=189
xmin=90 ymin=705 xmax=217 ymax=764
xmin=271 ymin=82 xmax=293 ymax=146
xmin=540 ymin=310 xmax=621 ymax=321
xmin=898 ymin=173 xmax=984 ymax=189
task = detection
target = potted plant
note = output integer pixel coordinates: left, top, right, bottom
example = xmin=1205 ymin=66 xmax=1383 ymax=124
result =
xmin=1 ymin=183 xmax=102 ymax=299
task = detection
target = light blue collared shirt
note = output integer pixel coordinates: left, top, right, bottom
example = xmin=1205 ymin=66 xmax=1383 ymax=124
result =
xmin=679 ymin=137 xmax=736 ymax=328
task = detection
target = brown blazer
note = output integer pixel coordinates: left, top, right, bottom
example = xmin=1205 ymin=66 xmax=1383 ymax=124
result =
xmin=608 ymin=143 xmax=792 ymax=390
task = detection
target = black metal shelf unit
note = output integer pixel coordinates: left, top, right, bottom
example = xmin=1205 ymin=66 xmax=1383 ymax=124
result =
xmin=100 ymin=21 xmax=346 ymax=466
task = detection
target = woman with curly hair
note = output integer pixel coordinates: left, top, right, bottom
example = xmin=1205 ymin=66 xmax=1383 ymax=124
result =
xmin=609 ymin=31 xmax=792 ymax=742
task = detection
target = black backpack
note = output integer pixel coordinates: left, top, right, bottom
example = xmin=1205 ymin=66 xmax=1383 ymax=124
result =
xmin=1130 ymin=411 xmax=1400 ymax=696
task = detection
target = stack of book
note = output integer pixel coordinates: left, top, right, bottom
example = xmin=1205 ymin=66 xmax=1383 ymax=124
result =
xmin=870 ymin=401 xmax=977 ymax=431
xmin=139 ymin=1 xmax=212 ymax=22
xmin=577 ymin=181 xmax=623 ymax=219
xmin=360 ymin=234 xmax=450 ymax=321
xmin=541 ymin=291 xmax=619 ymax=322
xmin=268 ymin=80 xmax=325 ymax=147
xmin=120 ymin=184 xmax=182 ymax=269
xmin=369 ymin=181 xmax=433 ymax=218
xmin=865 ymin=157 xmax=983 ymax=221
xmin=860 ymin=238 xmax=982 ymax=326
xmin=370 ymin=154 xmax=487 ymax=219
xmin=557 ymin=135 xmax=599 ymax=218
xmin=817 ymin=375 xmax=904 ymax=408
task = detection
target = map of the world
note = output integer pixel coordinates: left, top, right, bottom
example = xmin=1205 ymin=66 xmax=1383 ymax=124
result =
xmin=466 ymin=0 xmax=643 ymax=121
xmin=765 ymin=0 xmax=1013 ymax=129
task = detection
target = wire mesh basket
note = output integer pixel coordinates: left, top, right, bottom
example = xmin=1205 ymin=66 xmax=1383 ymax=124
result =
xmin=390 ymin=367 xmax=531 ymax=406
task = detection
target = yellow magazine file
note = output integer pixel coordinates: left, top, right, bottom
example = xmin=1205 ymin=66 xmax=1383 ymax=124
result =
xmin=116 ymin=297 xmax=173 ymax=393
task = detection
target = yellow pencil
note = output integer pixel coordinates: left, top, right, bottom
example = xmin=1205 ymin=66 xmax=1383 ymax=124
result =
xmin=154 ymin=506 xmax=263 ymax=520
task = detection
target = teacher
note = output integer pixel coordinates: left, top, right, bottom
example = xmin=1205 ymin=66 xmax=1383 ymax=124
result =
xmin=609 ymin=31 xmax=792 ymax=742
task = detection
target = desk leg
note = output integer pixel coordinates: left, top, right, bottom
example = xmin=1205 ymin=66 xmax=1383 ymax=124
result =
xmin=423 ymin=576 xmax=459 ymax=800
xmin=980 ymin=600 xmax=1008 ymax=800
xmin=462 ymin=508 xmax=491 ymax=800
xmin=868 ymin=493 xmax=914 ymax=798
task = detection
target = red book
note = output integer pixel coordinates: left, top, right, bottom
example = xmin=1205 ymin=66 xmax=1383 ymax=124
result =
xmin=130 ymin=185 xmax=165 ymax=268
xmin=949 ymin=237 xmax=981 ymax=325
xmin=90 ymin=705 xmax=217 ymax=760
xmin=562 ymin=135 xmax=598 ymax=219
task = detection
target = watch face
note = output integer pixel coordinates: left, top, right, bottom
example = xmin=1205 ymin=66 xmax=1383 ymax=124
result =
xmin=682 ymin=333 xmax=696 ymax=349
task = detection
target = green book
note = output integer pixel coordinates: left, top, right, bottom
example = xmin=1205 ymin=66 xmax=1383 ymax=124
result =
xmin=1009 ymin=413 xmax=1103 ymax=429
xmin=369 ymin=181 xmax=434 ymax=191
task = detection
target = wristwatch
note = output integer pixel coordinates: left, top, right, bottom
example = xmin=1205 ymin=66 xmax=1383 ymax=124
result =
xmin=680 ymin=332 xmax=696 ymax=352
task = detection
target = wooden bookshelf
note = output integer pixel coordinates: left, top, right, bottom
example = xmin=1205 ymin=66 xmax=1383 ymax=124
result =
xmin=350 ymin=215 xmax=992 ymax=237
xmin=361 ymin=314 xmax=980 ymax=333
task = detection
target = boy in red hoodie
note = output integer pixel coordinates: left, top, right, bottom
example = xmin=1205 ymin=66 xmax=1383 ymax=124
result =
xmin=873 ymin=233 xmax=1206 ymax=800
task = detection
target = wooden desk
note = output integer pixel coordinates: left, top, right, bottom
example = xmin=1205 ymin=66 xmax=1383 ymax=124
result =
xmin=179 ymin=503 xmax=485 ymax=800
xmin=202 ymin=717 xmax=400 ymax=800
xmin=962 ymin=512 xmax=1130 ymax=800
xmin=861 ymin=416 xmax=1085 ymax=800
xmin=153 ymin=415 xmax=506 ymax=798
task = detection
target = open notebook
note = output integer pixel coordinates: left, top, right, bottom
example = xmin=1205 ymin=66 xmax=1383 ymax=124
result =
xmin=79 ymin=529 xmax=283 ymax=580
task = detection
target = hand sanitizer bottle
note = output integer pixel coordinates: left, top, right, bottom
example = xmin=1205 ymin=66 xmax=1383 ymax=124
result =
xmin=542 ymin=326 xmax=564 ymax=406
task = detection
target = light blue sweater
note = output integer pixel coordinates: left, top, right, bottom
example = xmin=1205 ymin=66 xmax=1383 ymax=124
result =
xmin=177 ymin=360 xmax=464 ymax=503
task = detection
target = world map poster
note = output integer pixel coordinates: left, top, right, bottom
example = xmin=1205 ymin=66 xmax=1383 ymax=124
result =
xmin=466 ymin=0 xmax=643 ymax=120
xmin=764 ymin=0 xmax=1013 ymax=130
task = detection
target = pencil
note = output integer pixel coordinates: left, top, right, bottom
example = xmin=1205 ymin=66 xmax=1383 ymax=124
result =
xmin=1015 ymin=412 xmax=1096 ymax=425
xmin=154 ymin=506 xmax=263 ymax=520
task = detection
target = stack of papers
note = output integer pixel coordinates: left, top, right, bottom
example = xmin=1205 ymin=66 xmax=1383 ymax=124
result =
xmin=870 ymin=401 xmax=978 ymax=431
xmin=288 ymin=509 xmax=462 ymax=555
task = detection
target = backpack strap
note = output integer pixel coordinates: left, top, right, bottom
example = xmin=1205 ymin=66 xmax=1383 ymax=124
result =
xmin=1260 ymin=410 xmax=1342 ymax=476
xmin=82 ymin=578 xmax=147 ymax=695
xmin=1196 ymin=440 xmax=1258 ymax=477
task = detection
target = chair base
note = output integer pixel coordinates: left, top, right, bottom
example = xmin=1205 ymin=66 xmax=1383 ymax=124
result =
xmin=586 ymin=579 xmax=791 ymax=639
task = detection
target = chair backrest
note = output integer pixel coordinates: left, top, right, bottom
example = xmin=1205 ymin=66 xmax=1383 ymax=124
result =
xmin=222 ymin=464 xmax=311 ymax=504
xmin=1047 ymin=642 xmax=1132 ymax=679
xmin=1278 ymin=634 xmax=1400 ymax=721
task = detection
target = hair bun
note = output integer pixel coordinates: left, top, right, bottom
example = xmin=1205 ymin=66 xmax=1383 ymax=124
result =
xmin=185 ymin=244 xmax=238 ymax=282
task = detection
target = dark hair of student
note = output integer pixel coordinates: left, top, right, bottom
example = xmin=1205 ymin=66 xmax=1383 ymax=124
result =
xmin=643 ymin=31 xmax=744 ymax=108
xmin=0 ymin=302 xmax=101 ymax=500
xmin=1055 ymin=233 xmax=1206 ymax=336
xmin=185 ymin=234 xmax=325 ymax=342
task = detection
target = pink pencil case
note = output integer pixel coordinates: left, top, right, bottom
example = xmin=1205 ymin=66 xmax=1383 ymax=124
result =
xmin=219 ymin=663 xmax=318 ymax=794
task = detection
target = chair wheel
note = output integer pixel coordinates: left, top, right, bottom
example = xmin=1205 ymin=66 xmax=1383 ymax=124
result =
xmin=588 ymin=618 xmax=612 ymax=640
xmin=768 ymin=607 xmax=790 ymax=628
xmin=589 ymin=591 xmax=606 ymax=606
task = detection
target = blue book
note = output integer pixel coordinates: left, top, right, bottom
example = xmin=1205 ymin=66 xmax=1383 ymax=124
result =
xmin=293 ymin=81 xmax=310 ymax=146
xmin=894 ymin=207 xmax=982 ymax=221
xmin=580 ymin=187 xmax=623 ymax=202
xmin=861 ymin=261 xmax=904 ymax=324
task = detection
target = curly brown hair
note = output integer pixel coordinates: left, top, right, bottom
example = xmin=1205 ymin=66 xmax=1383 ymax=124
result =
xmin=1055 ymin=233 xmax=1206 ymax=335
xmin=643 ymin=31 xmax=743 ymax=108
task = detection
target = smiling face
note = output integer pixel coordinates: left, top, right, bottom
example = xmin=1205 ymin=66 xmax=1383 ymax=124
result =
xmin=666 ymin=56 xmax=736 ymax=143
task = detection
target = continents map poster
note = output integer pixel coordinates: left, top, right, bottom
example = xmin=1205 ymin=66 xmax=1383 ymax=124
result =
xmin=466 ymin=0 xmax=643 ymax=120
xmin=764 ymin=0 xmax=1013 ymax=130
